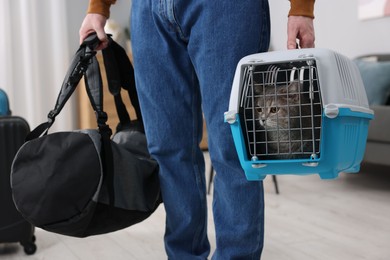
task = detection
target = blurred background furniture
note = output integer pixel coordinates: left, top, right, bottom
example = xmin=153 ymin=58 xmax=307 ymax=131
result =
xmin=354 ymin=54 xmax=390 ymax=167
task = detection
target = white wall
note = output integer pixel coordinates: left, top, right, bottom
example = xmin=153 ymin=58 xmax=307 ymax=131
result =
xmin=269 ymin=0 xmax=390 ymax=58
xmin=0 ymin=0 xmax=73 ymax=131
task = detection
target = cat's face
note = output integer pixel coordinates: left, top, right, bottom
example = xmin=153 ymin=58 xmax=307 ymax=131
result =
xmin=255 ymin=100 xmax=280 ymax=128
xmin=254 ymin=82 xmax=301 ymax=129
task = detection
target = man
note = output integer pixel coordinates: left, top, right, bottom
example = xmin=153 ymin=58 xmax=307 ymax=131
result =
xmin=79 ymin=0 xmax=315 ymax=259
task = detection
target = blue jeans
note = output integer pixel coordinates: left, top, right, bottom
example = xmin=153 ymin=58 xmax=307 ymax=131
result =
xmin=131 ymin=1 xmax=270 ymax=259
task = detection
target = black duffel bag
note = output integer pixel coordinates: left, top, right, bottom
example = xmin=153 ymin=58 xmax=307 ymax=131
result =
xmin=10 ymin=34 xmax=162 ymax=238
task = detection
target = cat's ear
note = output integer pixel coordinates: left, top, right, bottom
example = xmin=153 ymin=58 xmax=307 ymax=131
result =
xmin=254 ymin=85 xmax=263 ymax=95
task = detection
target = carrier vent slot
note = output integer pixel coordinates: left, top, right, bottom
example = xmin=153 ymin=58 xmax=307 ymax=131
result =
xmin=344 ymin=124 xmax=358 ymax=146
xmin=334 ymin=53 xmax=359 ymax=102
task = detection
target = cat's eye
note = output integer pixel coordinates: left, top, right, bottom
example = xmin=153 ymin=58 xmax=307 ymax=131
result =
xmin=270 ymin=107 xmax=279 ymax=113
xmin=256 ymin=108 xmax=263 ymax=113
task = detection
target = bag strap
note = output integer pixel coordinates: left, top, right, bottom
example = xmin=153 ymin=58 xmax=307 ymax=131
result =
xmin=26 ymin=33 xmax=101 ymax=140
xmin=84 ymin=54 xmax=115 ymax=207
xmin=101 ymin=39 xmax=144 ymax=133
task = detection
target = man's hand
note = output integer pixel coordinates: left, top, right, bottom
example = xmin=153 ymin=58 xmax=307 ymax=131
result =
xmin=287 ymin=16 xmax=315 ymax=49
xmin=79 ymin=13 xmax=109 ymax=50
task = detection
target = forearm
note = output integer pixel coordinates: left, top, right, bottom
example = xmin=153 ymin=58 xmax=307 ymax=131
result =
xmin=87 ymin=0 xmax=116 ymax=18
xmin=289 ymin=0 xmax=315 ymax=18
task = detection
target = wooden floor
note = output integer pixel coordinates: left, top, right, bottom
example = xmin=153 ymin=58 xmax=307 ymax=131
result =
xmin=1 ymin=158 xmax=390 ymax=260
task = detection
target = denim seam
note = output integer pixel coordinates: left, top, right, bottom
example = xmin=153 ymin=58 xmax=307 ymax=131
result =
xmin=190 ymin=68 xmax=208 ymax=257
xmin=251 ymin=187 xmax=264 ymax=260
xmin=167 ymin=0 xmax=188 ymax=42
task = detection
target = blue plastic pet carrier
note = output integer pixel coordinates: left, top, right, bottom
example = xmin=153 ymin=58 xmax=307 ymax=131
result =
xmin=225 ymin=48 xmax=374 ymax=180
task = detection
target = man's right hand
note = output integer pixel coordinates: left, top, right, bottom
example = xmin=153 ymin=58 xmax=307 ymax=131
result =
xmin=79 ymin=13 xmax=109 ymax=50
xmin=287 ymin=15 xmax=315 ymax=50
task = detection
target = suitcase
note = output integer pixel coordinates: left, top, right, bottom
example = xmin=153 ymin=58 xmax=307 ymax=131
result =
xmin=0 ymin=89 xmax=11 ymax=115
xmin=0 ymin=116 xmax=36 ymax=255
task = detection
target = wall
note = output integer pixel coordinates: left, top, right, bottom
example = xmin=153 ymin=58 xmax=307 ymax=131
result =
xmin=269 ymin=0 xmax=390 ymax=58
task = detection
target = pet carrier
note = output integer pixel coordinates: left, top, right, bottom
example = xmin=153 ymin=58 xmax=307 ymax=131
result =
xmin=225 ymin=48 xmax=374 ymax=180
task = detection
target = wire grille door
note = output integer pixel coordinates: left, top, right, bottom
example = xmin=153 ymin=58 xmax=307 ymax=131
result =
xmin=239 ymin=60 xmax=323 ymax=161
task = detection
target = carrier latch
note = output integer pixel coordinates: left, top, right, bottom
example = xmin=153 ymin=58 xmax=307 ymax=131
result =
xmin=224 ymin=111 xmax=237 ymax=124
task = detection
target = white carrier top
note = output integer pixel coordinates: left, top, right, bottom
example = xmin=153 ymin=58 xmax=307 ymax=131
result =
xmin=228 ymin=48 xmax=374 ymax=116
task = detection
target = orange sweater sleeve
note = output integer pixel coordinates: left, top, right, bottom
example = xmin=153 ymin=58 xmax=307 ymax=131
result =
xmin=289 ymin=0 xmax=315 ymax=18
xmin=87 ymin=0 xmax=116 ymax=18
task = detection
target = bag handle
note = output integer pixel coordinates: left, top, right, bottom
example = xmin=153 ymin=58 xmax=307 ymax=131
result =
xmin=53 ymin=34 xmax=101 ymax=122
xmin=26 ymin=33 xmax=100 ymax=140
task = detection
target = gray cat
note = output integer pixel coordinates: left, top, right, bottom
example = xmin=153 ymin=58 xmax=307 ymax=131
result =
xmin=253 ymin=81 xmax=317 ymax=159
